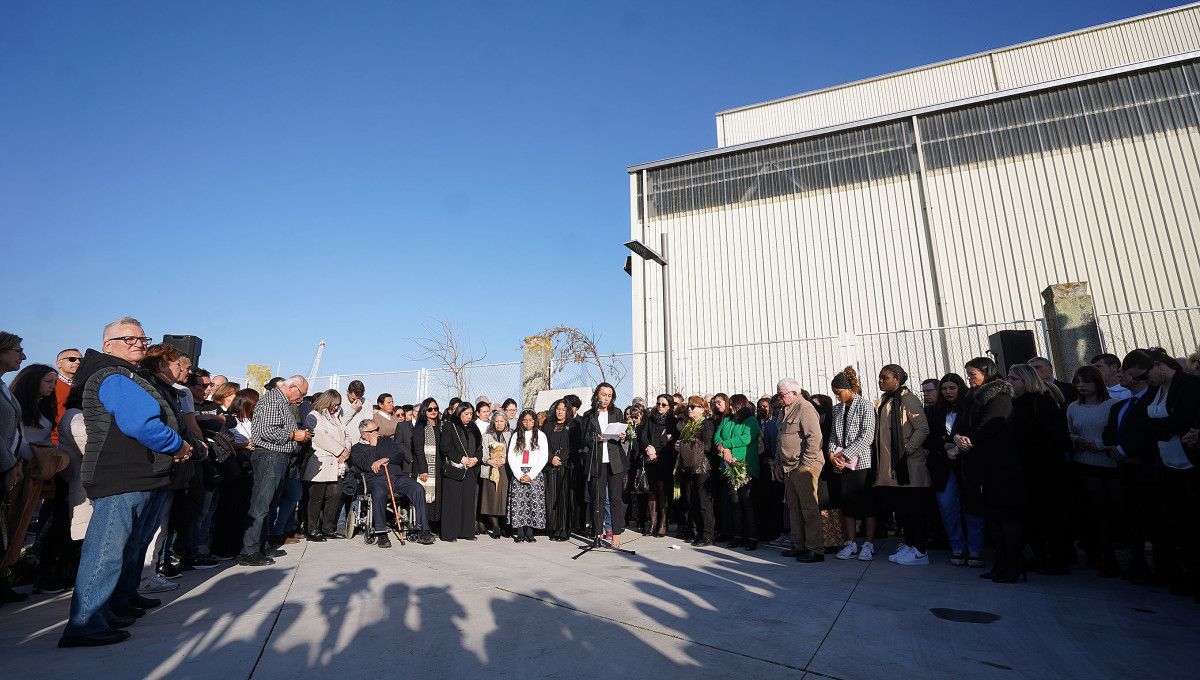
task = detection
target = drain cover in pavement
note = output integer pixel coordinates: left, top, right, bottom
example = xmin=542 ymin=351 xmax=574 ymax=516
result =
xmin=929 ymin=608 xmax=1001 ymax=624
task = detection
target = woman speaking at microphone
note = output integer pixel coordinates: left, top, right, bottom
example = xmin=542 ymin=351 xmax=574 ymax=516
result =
xmin=580 ymin=383 xmax=628 ymax=548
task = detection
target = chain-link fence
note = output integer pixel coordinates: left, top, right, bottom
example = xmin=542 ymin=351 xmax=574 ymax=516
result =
xmin=1098 ymin=307 xmax=1200 ymax=359
xmin=310 ymin=361 xmax=525 ymax=410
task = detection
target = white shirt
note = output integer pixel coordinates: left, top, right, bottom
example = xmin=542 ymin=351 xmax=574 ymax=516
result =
xmin=1148 ymin=387 xmax=1192 ymax=470
xmin=598 ymin=409 xmax=609 ymax=464
xmin=1107 ymin=383 xmax=1132 ymax=402
xmin=508 ymin=429 xmax=548 ymax=481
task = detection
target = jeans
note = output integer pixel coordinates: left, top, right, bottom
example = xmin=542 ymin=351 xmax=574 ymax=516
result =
xmin=191 ymin=485 xmax=219 ymax=555
xmin=270 ymin=475 xmax=303 ymax=536
xmin=935 ymin=473 xmax=985 ymax=555
xmin=64 ymin=487 xmax=168 ymax=637
xmin=242 ymin=451 xmax=289 ymax=555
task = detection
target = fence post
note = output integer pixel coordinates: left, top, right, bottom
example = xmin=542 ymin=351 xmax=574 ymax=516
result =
xmin=520 ymin=336 xmax=553 ymax=409
xmin=1041 ymin=282 xmax=1104 ymax=378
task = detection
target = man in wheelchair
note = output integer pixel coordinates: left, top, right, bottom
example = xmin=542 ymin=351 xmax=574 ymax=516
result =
xmin=350 ymin=420 xmax=436 ymax=547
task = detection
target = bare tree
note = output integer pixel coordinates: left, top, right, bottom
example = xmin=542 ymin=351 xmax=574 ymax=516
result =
xmin=531 ymin=325 xmax=627 ymax=388
xmin=409 ymin=319 xmax=486 ymax=398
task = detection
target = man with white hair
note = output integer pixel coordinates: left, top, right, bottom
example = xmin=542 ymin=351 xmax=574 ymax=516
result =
xmin=774 ymin=378 xmax=825 ymax=563
xmin=207 ymin=374 xmax=228 ymax=401
xmin=240 ymin=375 xmax=311 ymax=566
xmin=58 ymin=317 xmax=192 ymax=648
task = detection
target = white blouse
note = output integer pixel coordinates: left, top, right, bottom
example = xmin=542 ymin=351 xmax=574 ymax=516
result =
xmin=507 ymin=429 xmax=549 ymax=481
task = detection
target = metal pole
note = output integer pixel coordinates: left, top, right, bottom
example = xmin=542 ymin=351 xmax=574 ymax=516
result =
xmin=661 ymin=233 xmax=673 ymax=396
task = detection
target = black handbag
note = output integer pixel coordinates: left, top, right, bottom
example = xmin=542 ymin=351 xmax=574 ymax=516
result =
xmin=443 ymin=426 xmax=470 ymax=481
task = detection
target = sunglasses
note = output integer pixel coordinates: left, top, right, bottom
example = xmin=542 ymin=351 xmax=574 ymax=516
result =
xmin=426 ymin=407 xmax=440 ymax=412
xmin=62 ymin=356 xmax=82 ymax=363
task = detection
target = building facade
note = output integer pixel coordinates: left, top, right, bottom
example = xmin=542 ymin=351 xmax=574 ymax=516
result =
xmin=628 ymin=4 xmax=1200 ymax=398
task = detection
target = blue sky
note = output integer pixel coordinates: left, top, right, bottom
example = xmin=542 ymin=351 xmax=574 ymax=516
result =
xmin=0 ymin=0 xmax=1175 ymax=379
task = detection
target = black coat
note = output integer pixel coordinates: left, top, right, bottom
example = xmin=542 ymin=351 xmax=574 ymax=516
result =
xmin=409 ymin=420 xmax=439 ymax=477
xmin=1146 ymin=371 xmax=1200 ymax=450
xmin=439 ymin=420 xmax=482 ymax=473
xmin=923 ymin=404 xmax=958 ymax=492
xmin=579 ymin=406 xmax=628 ymax=476
xmin=1011 ymin=391 xmax=1070 ymax=493
xmin=953 ymin=379 xmax=1017 ymax=516
xmin=1102 ymin=389 xmax=1159 ymax=482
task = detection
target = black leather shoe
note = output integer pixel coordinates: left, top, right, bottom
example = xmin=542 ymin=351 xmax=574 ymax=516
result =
xmin=238 ymin=552 xmax=275 ymax=567
xmin=796 ymin=551 xmax=824 ymax=563
xmin=58 ymin=629 xmax=131 ymax=648
xmin=133 ymin=595 xmax=161 ymax=609
xmin=307 ymin=533 xmax=326 ymax=543
xmin=266 ymin=548 xmax=286 ymax=558
xmin=414 ymin=531 xmax=435 ymax=545
xmin=781 ymin=548 xmax=802 ymax=558
xmin=743 ymin=539 xmax=758 ymax=551
xmin=377 ymin=534 xmax=392 ymax=549
xmin=106 ymin=613 xmax=137 ymax=629
xmin=693 ymin=539 xmax=713 ymax=547
xmin=110 ymin=603 xmax=146 ymax=619
xmin=155 ymin=563 xmax=181 ymax=580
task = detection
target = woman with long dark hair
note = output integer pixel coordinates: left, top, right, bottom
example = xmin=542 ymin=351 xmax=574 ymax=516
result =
xmin=411 ymin=397 xmax=443 ymax=528
xmin=542 ymin=399 xmax=573 ymax=541
xmin=1066 ymin=364 xmax=1120 ymax=576
xmin=212 ymin=388 xmax=258 ymax=558
xmin=1009 ymin=363 xmax=1072 ymax=575
xmin=508 ymin=409 xmax=548 ymax=542
xmin=638 ymin=393 xmax=677 ymax=538
xmin=579 ymin=382 xmax=629 ymax=548
xmin=925 ymin=373 xmax=984 ymax=567
xmin=953 ymin=356 xmax=1022 ymax=583
xmin=438 ymin=402 xmax=481 ymax=542
xmin=872 ymin=364 xmax=931 ymax=566
xmin=715 ymin=393 xmax=760 ymax=550
xmin=11 ymin=364 xmax=66 ymax=594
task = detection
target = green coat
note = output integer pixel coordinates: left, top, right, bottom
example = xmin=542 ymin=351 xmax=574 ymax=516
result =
xmin=714 ymin=417 xmax=760 ymax=478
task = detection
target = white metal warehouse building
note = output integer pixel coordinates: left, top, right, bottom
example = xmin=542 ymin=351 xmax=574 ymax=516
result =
xmin=628 ymin=3 xmax=1200 ymax=399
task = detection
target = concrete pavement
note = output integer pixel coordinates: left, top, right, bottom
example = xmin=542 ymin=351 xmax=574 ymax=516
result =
xmin=3 ymin=531 xmax=1197 ymax=679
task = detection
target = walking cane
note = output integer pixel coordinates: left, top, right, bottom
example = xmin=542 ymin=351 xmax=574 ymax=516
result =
xmin=382 ymin=464 xmax=406 ymax=544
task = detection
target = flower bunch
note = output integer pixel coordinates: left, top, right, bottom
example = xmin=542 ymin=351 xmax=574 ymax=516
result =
xmin=723 ymin=458 xmax=749 ymax=490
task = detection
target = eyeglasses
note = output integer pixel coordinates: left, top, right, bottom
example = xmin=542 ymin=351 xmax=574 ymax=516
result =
xmin=61 ymin=356 xmax=82 ymax=363
xmin=362 ymin=428 xmax=380 ymax=434
xmin=105 ymin=336 xmax=152 ymax=346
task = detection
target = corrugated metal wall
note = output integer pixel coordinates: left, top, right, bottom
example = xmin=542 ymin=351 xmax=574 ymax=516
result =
xmin=633 ymin=59 xmax=1200 ymax=398
xmin=715 ymin=3 xmax=1200 ymax=148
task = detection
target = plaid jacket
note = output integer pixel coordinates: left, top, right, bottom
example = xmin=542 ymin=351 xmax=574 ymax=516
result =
xmin=830 ymin=395 xmax=876 ymax=469
xmin=250 ymin=387 xmax=302 ymax=454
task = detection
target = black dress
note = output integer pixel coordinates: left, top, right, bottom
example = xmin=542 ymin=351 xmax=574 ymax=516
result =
xmin=543 ymin=422 xmax=572 ymax=540
xmin=411 ymin=420 xmax=441 ymax=524
xmin=438 ymin=421 xmax=481 ymax=540
xmin=567 ymin=417 xmax=589 ymax=534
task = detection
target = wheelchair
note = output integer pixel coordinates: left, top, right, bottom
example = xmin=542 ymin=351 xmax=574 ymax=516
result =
xmin=343 ymin=469 xmax=416 ymax=545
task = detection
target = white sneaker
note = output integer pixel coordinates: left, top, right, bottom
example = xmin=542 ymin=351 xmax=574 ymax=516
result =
xmin=138 ymin=573 xmax=180 ymax=593
xmin=857 ymin=542 xmax=876 ymax=561
xmin=835 ymin=541 xmax=859 ymax=560
xmin=894 ymin=549 xmax=929 ymax=566
xmin=888 ymin=544 xmax=914 ymax=563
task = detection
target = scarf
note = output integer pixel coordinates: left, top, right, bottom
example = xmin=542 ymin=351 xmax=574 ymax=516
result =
xmin=880 ymin=389 xmax=909 ymax=485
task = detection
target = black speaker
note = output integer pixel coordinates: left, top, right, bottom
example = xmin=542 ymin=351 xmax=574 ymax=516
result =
xmin=988 ymin=330 xmax=1035 ymax=375
xmin=162 ymin=334 xmax=203 ymax=365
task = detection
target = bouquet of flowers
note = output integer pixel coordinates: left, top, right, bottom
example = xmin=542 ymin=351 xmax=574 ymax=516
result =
xmin=486 ymin=441 xmax=506 ymax=483
xmin=723 ymin=458 xmax=749 ymax=490
xmin=680 ymin=418 xmax=703 ymax=442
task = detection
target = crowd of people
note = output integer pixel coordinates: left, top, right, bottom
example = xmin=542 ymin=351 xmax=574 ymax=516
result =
xmin=1 ymin=317 xmax=1198 ymax=650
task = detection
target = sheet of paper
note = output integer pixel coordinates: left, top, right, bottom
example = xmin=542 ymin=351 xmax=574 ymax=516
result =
xmin=602 ymin=422 xmax=627 ymax=439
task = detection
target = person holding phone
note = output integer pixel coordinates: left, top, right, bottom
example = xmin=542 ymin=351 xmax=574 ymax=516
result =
xmin=828 ymin=367 xmax=878 ymax=561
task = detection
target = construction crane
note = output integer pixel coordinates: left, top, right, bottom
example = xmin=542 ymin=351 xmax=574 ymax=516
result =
xmin=307 ymin=340 xmax=326 ymax=383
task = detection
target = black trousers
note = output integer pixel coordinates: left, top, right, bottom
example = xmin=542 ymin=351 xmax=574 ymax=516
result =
xmin=684 ymin=472 xmax=714 ymax=541
xmin=722 ymin=480 xmax=755 ymax=539
xmin=306 ymin=481 xmax=341 ymax=535
xmin=591 ymin=464 xmax=626 ymax=536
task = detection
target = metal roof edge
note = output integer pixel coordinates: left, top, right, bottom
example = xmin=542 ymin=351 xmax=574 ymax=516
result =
xmin=627 ymin=50 xmax=1200 ymax=174
xmin=712 ymin=2 xmax=1200 ymax=119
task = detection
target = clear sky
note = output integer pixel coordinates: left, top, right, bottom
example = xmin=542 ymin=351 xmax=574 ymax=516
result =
xmin=1 ymin=0 xmax=1177 ymax=379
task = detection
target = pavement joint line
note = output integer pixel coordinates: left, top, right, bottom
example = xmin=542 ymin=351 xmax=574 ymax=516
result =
xmin=493 ymin=585 xmax=814 ymax=675
xmin=247 ymin=539 xmax=309 ymax=680
xmin=803 ymin=555 xmax=873 ymax=673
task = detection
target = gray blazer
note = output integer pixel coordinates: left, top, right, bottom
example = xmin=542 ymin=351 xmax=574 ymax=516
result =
xmin=0 ymin=379 xmax=23 ymax=473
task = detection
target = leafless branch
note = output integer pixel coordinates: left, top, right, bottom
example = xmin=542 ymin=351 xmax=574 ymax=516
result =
xmin=408 ymin=319 xmax=486 ymax=397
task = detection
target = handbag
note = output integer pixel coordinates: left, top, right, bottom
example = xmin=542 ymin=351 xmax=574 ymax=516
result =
xmin=28 ymin=442 xmax=70 ymax=481
xmin=633 ymin=465 xmax=649 ymax=494
xmin=677 ymin=439 xmax=710 ymax=475
xmin=443 ymin=425 xmax=470 ymax=481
